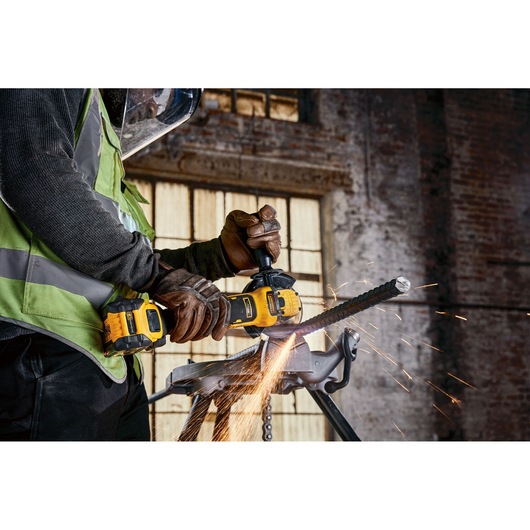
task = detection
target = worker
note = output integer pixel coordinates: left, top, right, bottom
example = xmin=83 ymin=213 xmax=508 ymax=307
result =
xmin=0 ymin=89 xmax=282 ymax=441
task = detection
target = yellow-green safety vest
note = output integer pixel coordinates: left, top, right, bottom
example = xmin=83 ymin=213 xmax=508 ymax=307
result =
xmin=0 ymin=89 xmax=155 ymax=382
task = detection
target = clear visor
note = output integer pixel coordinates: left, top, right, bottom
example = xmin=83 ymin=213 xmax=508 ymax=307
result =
xmin=116 ymin=89 xmax=202 ymax=160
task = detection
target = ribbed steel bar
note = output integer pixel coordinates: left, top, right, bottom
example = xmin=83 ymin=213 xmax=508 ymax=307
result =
xmin=267 ymin=276 xmax=410 ymax=338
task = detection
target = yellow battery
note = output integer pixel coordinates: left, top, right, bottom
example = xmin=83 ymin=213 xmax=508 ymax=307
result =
xmin=103 ymin=299 xmax=166 ymax=356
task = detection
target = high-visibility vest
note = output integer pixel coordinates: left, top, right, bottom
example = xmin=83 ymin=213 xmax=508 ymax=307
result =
xmin=0 ymin=89 xmax=155 ymax=382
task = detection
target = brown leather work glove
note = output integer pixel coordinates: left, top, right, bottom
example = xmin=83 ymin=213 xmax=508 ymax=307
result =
xmin=220 ymin=204 xmax=281 ymax=272
xmin=152 ymin=268 xmax=230 ymax=343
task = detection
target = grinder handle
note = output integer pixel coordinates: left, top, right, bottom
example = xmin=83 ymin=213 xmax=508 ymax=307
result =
xmin=254 ymin=247 xmax=273 ymax=271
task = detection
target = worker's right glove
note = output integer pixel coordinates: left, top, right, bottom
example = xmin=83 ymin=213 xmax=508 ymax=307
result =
xmin=151 ymin=268 xmax=230 ymax=343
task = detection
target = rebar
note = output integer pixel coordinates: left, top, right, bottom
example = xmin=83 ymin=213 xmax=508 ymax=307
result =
xmin=266 ymin=276 xmax=410 ymax=338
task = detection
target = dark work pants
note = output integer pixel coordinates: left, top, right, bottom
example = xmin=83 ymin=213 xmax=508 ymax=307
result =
xmin=0 ymin=334 xmax=150 ymax=441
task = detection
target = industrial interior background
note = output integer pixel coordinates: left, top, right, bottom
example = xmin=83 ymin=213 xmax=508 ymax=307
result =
xmin=124 ymin=89 xmax=530 ymax=442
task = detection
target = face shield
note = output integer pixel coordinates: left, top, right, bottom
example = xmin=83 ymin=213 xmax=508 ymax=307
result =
xmin=108 ymin=89 xmax=202 ymax=160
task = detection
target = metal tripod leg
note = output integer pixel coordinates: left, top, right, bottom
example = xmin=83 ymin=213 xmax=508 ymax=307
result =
xmin=307 ymin=389 xmax=361 ymax=441
xmin=178 ymin=395 xmax=212 ymax=441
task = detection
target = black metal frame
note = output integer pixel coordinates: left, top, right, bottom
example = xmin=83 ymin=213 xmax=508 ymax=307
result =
xmin=148 ymin=331 xmax=362 ymax=442
xmin=148 ymin=276 xmax=410 ymax=442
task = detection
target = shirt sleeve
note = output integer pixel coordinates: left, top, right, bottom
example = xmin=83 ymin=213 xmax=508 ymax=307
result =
xmin=0 ymin=89 xmax=159 ymax=291
xmin=156 ymin=238 xmax=236 ymax=283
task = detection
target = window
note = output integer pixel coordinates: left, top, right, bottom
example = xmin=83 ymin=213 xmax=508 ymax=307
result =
xmin=131 ymin=178 xmax=327 ymax=441
xmin=202 ymin=89 xmax=314 ymax=123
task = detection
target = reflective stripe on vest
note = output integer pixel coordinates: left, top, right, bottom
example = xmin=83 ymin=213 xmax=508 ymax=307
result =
xmin=0 ymin=248 xmax=114 ymax=308
xmin=74 ymin=88 xmax=101 ymax=189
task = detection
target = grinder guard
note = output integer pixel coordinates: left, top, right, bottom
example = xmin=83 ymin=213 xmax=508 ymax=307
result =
xmin=242 ymin=248 xmax=303 ymax=337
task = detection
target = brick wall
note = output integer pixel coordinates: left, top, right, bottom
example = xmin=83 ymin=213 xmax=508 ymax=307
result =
xmin=322 ymin=89 xmax=438 ymax=440
xmin=322 ymin=89 xmax=530 ymax=440
xmin=442 ymin=90 xmax=530 ymax=440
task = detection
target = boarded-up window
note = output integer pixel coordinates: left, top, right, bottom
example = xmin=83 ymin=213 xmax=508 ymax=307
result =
xmin=130 ymin=178 xmax=326 ymax=441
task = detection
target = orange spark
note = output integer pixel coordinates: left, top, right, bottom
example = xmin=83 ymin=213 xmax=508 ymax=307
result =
xmin=400 ymin=338 xmax=414 ymax=349
xmin=392 ymin=421 xmax=407 ymax=440
xmin=435 ymin=310 xmax=467 ymax=321
xmin=367 ymin=343 xmax=398 ymax=366
xmin=414 ymin=283 xmax=439 ymax=289
xmin=385 ymin=370 xmax=410 ymax=392
xmin=356 ymin=325 xmax=376 ymax=340
xmin=402 ymin=369 xmax=413 ymax=380
xmin=355 ymin=279 xmax=373 ymax=287
xmin=427 ymin=381 xmax=462 ymax=406
xmin=401 ymin=333 xmax=444 ymax=352
xmin=433 ymin=403 xmax=456 ymax=425
xmin=228 ymin=333 xmax=296 ymax=441
xmin=327 ymin=282 xmax=349 ymax=302
xmin=447 ymin=372 xmax=479 ymax=391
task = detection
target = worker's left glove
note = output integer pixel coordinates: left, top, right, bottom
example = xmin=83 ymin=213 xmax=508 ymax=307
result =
xmin=152 ymin=268 xmax=231 ymax=343
xmin=220 ymin=204 xmax=281 ymax=272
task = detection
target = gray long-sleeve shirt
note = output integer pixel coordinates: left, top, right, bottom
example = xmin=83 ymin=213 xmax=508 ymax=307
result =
xmin=0 ymin=89 xmax=233 ymax=340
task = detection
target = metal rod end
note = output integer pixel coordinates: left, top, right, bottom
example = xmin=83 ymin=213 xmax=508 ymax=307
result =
xmin=395 ymin=276 xmax=411 ymax=293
